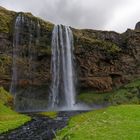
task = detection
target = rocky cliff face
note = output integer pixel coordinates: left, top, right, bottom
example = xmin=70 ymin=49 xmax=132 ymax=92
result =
xmin=0 ymin=7 xmax=139 ymax=108
xmin=73 ymin=28 xmax=140 ymax=92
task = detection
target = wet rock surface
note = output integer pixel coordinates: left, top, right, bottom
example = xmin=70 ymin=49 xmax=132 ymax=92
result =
xmin=0 ymin=111 xmax=85 ymax=140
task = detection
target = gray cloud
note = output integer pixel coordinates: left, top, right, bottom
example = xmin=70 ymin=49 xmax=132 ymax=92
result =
xmin=0 ymin=0 xmax=140 ymax=32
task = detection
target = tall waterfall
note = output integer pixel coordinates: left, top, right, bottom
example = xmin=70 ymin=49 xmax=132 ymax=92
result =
xmin=49 ymin=25 xmax=76 ymax=109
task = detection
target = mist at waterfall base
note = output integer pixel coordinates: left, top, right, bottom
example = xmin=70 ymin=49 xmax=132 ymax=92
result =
xmin=10 ymin=14 xmax=91 ymax=112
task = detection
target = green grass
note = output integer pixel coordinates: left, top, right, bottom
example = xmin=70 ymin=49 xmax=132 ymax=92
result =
xmin=55 ymin=105 xmax=140 ymax=140
xmin=39 ymin=112 xmax=57 ymax=118
xmin=0 ymin=87 xmax=31 ymax=134
xmin=78 ymin=79 xmax=140 ymax=105
xmin=0 ymin=101 xmax=31 ymax=134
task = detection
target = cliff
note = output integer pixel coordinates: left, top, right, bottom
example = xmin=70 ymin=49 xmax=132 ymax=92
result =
xmin=73 ymin=28 xmax=140 ymax=92
xmin=0 ymin=7 xmax=139 ymax=109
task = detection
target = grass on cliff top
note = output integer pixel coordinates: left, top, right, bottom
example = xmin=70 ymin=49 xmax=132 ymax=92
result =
xmin=0 ymin=6 xmax=16 ymax=33
xmin=0 ymin=6 xmax=54 ymax=34
xmin=78 ymin=79 xmax=140 ymax=105
xmin=55 ymin=105 xmax=140 ymax=140
xmin=0 ymin=87 xmax=31 ymax=134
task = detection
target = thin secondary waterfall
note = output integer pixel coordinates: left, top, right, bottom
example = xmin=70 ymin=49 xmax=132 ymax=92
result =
xmin=10 ymin=14 xmax=40 ymax=94
xmin=10 ymin=14 xmax=42 ymax=111
xmin=10 ymin=14 xmax=22 ymax=94
xmin=49 ymin=25 xmax=76 ymax=109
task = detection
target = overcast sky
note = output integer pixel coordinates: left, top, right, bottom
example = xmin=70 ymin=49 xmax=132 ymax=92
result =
xmin=0 ymin=0 xmax=140 ymax=32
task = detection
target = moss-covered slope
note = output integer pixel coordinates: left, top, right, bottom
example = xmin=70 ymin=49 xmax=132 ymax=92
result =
xmin=78 ymin=79 xmax=140 ymax=105
xmin=0 ymin=87 xmax=31 ymax=134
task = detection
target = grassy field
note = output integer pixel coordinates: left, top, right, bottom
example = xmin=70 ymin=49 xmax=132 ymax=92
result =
xmin=0 ymin=87 xmax=31 ymax=134
xmin=55 ymin=105 xmax=140 ymax=140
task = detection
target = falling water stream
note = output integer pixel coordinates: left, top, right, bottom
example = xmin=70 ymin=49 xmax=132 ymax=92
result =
xmin=49 ymin=25 xmax=91 ymax=111
xmin=10 ymin=14 xmax=22 ymax=94
xmin=10 ymin=14 xmax=42 ymax=111
xmin=49 ymin=25 xmax=76 ymax=110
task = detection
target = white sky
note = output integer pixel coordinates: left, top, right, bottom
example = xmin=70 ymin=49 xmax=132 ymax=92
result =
xmin=0 ymin=0 xmax=140 ymax=33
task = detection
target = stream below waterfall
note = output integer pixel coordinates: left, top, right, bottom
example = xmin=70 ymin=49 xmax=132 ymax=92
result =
xmin=0 ymin=111 xmax=86 ymax=140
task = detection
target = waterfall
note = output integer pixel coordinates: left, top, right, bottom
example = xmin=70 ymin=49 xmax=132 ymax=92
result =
xmin=10 ymin=14 xmax=40 ymax=94
xmin=49 ymin=25 xmax=76 ymax=109
xmin=10 ymin=14 xmax=22 ymax=94
xmin=10 ymin=14 xmax=42 ymax=111
xmin=11 ymin=15 xmax=89 ymax=111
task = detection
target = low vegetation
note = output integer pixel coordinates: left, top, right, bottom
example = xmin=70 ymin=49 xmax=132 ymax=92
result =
xmin=0 ymin=87 xmax=13 ymax=106
xmin=55 ymin=105 xmax=140 ymax=140
xmin=0 ymin=87 xmax=31 ymax=134
xmin=0 ymin=6 xmax=53 ymax=34
xmin=39 ymin=112 xmax=57 ymax=118
xmin=78 ymin=79 xmax=140 ymax=105
xmin=0 ymin=6 xmax=16 ymax=33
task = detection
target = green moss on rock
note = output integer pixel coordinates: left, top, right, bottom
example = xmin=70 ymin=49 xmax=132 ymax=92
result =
xmin=99 ymin=40 xmax=121 ymax=53
xmin=73 ymin=28 xmax=121 ymax=54
xmin=0 ymin=87 xmax=13 ymax=106
xmin=78 ymin=36 xmax=121 ymax=53
xmin=0 ymin=54 xmax=12 ymax=76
